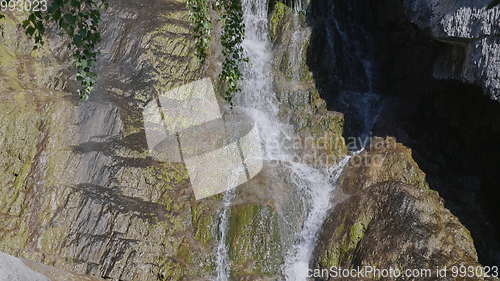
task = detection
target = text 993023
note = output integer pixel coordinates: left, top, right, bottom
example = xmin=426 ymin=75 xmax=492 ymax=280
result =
xmin=0 ymin=0 xmax=47 ymax=12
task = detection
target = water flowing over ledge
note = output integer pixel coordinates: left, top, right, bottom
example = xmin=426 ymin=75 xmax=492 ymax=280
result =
xmin=213 ymin=0 xmax=361 ymax=280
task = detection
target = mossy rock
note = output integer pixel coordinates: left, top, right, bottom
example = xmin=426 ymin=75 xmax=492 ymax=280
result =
xmin=270 ymin=1 xmax=289 ymax=41
xmin=340 ymin=137 xmax=429 ymax=192
xmin=227 ymin=203 xmax=283 ymax=278
xmin=316 ymin=181 xmax=481 ymax=279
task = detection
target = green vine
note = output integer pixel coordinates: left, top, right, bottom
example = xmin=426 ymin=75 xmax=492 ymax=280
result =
xmin=20 ymin=0 xmax=108 ymax=100
xmin=218 ymin=0 xmax=246 ymax=104
xmin=0 ymin=0 xmax=11 ymax=36
xmin=186 ymin=0 xmax=211 ymax=63
xmin=186 ymin=0 xmax=246 ymax=104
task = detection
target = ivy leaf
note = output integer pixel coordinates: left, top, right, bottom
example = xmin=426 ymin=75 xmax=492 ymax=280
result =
xmin=21 ymin=0 xmax=108 ymax=101
xmin=26 ymin=26 xmax=35 ymax=36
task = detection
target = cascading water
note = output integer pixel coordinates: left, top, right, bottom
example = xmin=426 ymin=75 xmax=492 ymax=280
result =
xmin=283 ymin=157 xmax=350 ymax=281
xmin=214 ymin=190 xmax=235 ymax=281
xmin=213 ymin=1 xmax=353 ymax=281
xmin=214 ymin=164 xmax=246 ymax=281
xmin=212 ymin=1 xmax=289 ymax=279
xmin=326 ymin=4 xmax=383 ymax=150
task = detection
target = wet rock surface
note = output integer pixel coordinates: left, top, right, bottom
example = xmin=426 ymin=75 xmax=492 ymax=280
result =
xmin=308 ymin=0 xmax=500 ymax=266
xmin=0 ymin=0 xmax=347 ymax=280
xmin=314 ymin=138 xmax=492 ymax=281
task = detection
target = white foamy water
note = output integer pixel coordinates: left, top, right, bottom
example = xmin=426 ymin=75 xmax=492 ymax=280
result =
xmin=212 ymin=0 xmax=353 ymax=281
xmin=214 ymin=164 xmax=246 ymax=281
xmin=213 ymin=0 xmax=384 ymax=280
xmin=214 ymin=189 xmax=235 ymax=281
xmin=283 ymin=156 xmax=350 ymax=281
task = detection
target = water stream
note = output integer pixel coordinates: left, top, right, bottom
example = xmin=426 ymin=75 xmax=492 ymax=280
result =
xmin=213 ymin=0 xmax=380 ymax=280
xmin=328 ymin=4 xmax=383 ymax=150
xmin=214 ymin=190 xmax=235 ymax=281
xmin=283 ymin=157 xmax=350 ymax=281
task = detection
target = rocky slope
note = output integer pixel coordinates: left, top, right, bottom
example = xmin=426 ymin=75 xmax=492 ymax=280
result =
xmin=0 ymin=0 xmax=498 ymax=280
xmin=0 ymin=0 xmax=216 ymax=280
xmin=308 ymin=0 xmax=500 ymax=267
xmin=314 ymin=138 xmax=489 ymax=281
xmin=0 ymin=0 xmax=346 ymax=280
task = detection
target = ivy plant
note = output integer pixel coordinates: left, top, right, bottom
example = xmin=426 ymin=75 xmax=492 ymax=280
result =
xmin=186 ymin=0 xmax=211 ymax=63
xmin=20 ymin=0 xmax=108 ymax=100
xmin=218 ymin=0 xmax=246 ymax=104
xmin=186 ymin=0 xmax=246 ymax=104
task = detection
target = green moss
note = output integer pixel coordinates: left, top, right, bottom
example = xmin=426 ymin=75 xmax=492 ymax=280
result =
xmin=191 ymin=203 xmax=214 ymax=246
xmin=145 ymin=9 xmax=202 ymax=92
xmin=227 ymin=204 xmax=282 ymax=277
xmin=319 ymin=222 xmax=345 ymax=268
xmin=228 ymin=204 xmax=259 ymax=267
xmin=0 ymin=100 xmax=46 ymax=219
xmin=318 ymin=220 xmax=368 ymax=269
xmin=176 ymin=240 xmax=192 ymax=264
xmin=158 ymin=257 xmax=185 ymax=281
xmin=349 ymin=222 xmax=365 ymax=249
xmin=270 ymin=1 xmax=288 ymax=41
xmin=11 ymin=147 xmax=35 ymax=191
xmin=228 ymin=204 xmax=259 ymax=240
xmin=370 ymin=138 xmax=430 ymax=190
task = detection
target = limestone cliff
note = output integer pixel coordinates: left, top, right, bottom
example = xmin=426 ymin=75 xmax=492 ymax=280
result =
xmin=0 ymin=0 xmax=215 ymax=280
xmin=308 ymin=0 xmax=500 ymax=267
xmin=0 ymin=0 xmax=345 ymax=280
xmin=403 ymin=0 xmax=500 ymax=101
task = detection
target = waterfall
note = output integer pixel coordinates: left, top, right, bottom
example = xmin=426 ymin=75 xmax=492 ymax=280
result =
xmin=214 ymin=164 xmax=246 ymax=281
xmin=214 ymin=190 xmax=235 ymax=281
xmin=214 ymin=0 xmax=382 ymax=279
xmin=326 ymin=5 xmax=383 ymax=150
xmin=212 ymin=0 xmax=351 ymax=280
xmin=212 ymin=0 xmax=285 ymax=279
xmin=283 ymin=157 xmax=350 ymax=281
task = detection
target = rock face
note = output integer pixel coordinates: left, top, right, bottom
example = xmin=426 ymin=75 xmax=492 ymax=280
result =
xmin=0 ymin=0 xmax=217 ymax=280
xmin=0 ymin=0 xmax=498 ymax=280
xmin=402 ymin=0 xmax=500 ymax=101
xmin=314 ymin=138 xmax=487 ymax=281
xmin=270 ymin=1 xmax=347 ymax=166
xmin=0 ymin=0 xmax=347 ymax=280
xmin=316 ymin=181 xmax=484 ymax=281
xmin=308 ymin=0 xmax=500 ymax=266
xmin=0 ymin=252 xmax=104 ymax=281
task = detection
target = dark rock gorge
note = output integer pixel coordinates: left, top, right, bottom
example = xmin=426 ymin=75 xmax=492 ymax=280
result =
xmin=307 ymin=0 xmax=500 ymax=267
xmin=0 ymin=0 xmax=498 ymax=280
